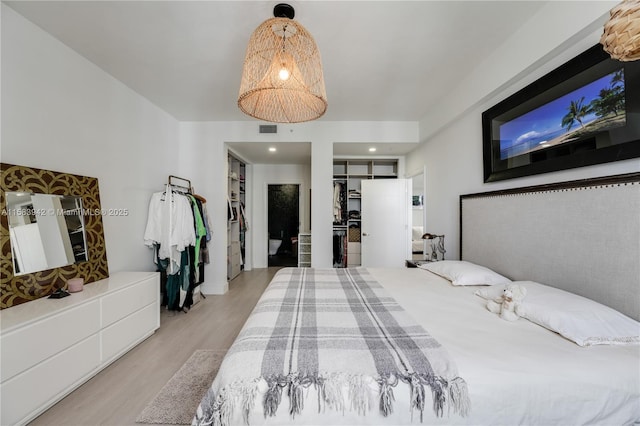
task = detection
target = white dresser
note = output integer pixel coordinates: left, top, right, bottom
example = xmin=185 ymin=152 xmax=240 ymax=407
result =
xmin=0 ymin=271 xmax=160 ymax=425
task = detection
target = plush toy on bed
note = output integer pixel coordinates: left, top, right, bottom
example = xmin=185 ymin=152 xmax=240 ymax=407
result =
xmin=487 ymin=284 xmax=527 ymax=321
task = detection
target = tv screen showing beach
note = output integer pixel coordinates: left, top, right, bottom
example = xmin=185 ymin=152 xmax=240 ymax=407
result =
xmin=499 ymin=69 xmax=626 ymax=160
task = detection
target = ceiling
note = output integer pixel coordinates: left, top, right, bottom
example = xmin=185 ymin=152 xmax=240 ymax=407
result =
xmin=228 ymin=141 xmax=420 ymax=164
xmin=5 ymin=0 xmax=547 ymax=162
xmin=228 ymin=141 xmax=312 ymax=164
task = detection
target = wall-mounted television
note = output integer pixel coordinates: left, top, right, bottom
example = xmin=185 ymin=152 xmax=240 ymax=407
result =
xmin=482 ymin=44 xmax=640 ymax=182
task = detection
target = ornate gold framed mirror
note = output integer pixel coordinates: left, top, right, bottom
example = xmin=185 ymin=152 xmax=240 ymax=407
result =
xmin=1 ymin=163 xmax=109 ymax=309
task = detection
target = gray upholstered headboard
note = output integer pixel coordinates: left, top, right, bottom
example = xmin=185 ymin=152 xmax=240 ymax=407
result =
xmin=460 ymin=173 xmax=640 ymax=321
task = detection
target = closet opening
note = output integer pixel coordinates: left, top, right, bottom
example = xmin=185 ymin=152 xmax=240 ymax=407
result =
xmin=267 ymin=184 xmax=300 ymax=267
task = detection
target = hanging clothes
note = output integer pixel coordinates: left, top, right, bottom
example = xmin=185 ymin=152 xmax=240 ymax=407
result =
xmin=144 ymin=184 xmax=197 ymax=311
xmin=144 ymin=186 xmax=195 ymax=272
xmin=193 ymin=195 xmax=212 ymax=269
xmin=202 ymin=200 xmax=213 ymax=242
xmin=239 ymin=201 xmax=249 ymax=232
xmin=333 ymin=182 xmax=342 ymax=223
xmin=187 ymin=195 xmax=207 ymax=283
xmin=156 ymin=248 xmax=191 ymax=310
xmin=333 ymin=229 xmax=347 ymax=267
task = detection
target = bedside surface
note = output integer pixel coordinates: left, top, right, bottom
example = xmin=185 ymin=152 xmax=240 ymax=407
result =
xmin=405 ymin=259 xmax=431 ymax=268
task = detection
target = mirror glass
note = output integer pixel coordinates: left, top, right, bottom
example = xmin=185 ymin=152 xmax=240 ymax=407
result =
xmin=6 ymin=192 xmax=88 ymax=276
xmin=411 ymin=173 xmax=426 ymax=260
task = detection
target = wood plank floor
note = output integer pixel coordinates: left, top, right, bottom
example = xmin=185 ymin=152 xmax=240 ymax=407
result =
xmin=29 ymin=267 xmax=279 ymax=426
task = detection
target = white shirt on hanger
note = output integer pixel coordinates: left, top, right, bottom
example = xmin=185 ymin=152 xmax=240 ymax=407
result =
xmin=143 ymin=190 xmax=196 ymax=265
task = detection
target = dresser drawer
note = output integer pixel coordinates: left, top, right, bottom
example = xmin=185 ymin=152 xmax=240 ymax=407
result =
xmin=1 ymin=334 xmax=100 ymax=426
xmin=101 ymin=302 xmax=159 ymax=363
xmin=101 ymin=275 xmax=158 ymax=328
xmin=0 ymin=300 xmax=100 ymax=383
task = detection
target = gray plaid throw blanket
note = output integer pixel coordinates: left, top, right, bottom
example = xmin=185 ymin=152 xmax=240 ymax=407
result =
xmin=194 ymin=268 xmax=470 ymax=425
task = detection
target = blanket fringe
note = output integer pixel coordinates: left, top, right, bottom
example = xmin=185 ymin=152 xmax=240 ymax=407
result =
xmin=263 ymin=375 xmax=286 ymax=418
xmin=349 ymin=374 xmax=371 ymax=415
xmin=448 ymin=376 xmax=471 ymax=417
xmin=377 ymin=375 xmax=397 ymax=417
xmin=218 ymin=390 xmax=234 ymax=426
xmin=197 ymin=373 xmax=470 ymax=426
xmin=429 ymin=376 xmax=445 ymax=419
xmin=315 ymin=376 xmax=326 ymax=413
xmin=319 ymin=373 xmax=347 ymax=414
xmin=242 ymin=379 xmax=260 ymax=424
xmin=288 ymin=373 xmax=314 ymax=417
xmin=407 ymin=373 xmax=427 ymax=421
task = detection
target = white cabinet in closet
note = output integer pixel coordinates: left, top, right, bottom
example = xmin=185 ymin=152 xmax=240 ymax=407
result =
xmin=298 ymin=232 xmax=311 ymax=267
xmin=332 ymin=159 xmax=398 ymax=267
xmin=0 ymin=272 xmax=160 ymax=426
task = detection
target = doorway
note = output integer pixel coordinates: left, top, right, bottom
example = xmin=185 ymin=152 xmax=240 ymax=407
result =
xmin=267 ymin=184 xmax=300 ymax=267
xmin=410 ymin=169 xmax=426 ymax=260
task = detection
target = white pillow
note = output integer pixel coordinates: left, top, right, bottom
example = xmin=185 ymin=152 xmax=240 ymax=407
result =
xmin=418 ymin=260 xmax=511 ymax=286
xmin=477 ymin=281 xmax=640 ymax=346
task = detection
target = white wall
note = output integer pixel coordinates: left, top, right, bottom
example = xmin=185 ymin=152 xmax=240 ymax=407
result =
xmin=251 ymin=163 xmax=311 ymax=268
xmin=407 ymin=1 xmax=640 ymax=260
xmin=418 ymin=1 xmax=619 ymax=143
xmin=2 ymin=4 xmax=179 ymax=275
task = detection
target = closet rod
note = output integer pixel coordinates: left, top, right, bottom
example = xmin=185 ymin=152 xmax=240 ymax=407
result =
xmin=168 ymin=175 xmax=192 ymax=193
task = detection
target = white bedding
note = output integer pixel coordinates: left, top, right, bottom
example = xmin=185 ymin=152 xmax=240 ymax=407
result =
xmin=198 ymin=267 xmax=639 ymax=425
xmin=370 ymin=267 xmax=640 ymax=425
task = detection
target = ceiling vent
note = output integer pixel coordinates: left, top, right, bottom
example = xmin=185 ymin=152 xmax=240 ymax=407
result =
xmin=259 ymin=124 xmax=278 ymax=134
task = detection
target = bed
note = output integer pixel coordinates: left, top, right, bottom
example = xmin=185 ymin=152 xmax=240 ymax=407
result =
xmin=194 ymin=173 xmax=640 ymax=425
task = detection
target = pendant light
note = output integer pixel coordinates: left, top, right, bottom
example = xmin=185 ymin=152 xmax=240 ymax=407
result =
xmin=601 ymin=0 xmax=640 ymax=61
xmin=238 ymin=3 xmax=328 ymax=123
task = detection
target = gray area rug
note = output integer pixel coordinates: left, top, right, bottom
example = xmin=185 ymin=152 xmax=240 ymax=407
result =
xmin=136 ymin=349 xmax=226 ymax=425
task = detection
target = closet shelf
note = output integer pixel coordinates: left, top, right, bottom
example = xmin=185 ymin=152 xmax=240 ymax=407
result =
xmin=228 ymin=153 xmax=246 ymax=281
xmin=333 ymin=158 xmax=398 ymax=268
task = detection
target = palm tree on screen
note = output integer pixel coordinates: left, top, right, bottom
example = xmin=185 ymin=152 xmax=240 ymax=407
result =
xmin=561 ymin=96 xmax=590 ymax=131
xmin=589 ymin=70 xmax=625 ymax=118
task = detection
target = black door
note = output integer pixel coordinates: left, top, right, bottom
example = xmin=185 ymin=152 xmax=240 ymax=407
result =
xmin=268 ymin=184 xmax=300 ymax=267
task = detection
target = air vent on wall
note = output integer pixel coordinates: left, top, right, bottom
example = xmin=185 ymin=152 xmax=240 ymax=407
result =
xmin=259 ymin=124 xmax=278 ymax=134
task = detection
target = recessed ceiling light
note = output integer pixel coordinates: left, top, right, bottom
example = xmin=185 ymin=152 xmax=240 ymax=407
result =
xmin=368 ymin=147 xmax=377 ymax=152
xmin=269 ymin=147 xmax=277 ymax=152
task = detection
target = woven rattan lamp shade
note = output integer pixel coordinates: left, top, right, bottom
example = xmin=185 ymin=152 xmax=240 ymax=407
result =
xmin=238 ymin=12 xmax=327 ymax=123
xmin=601 ymin=0 xmax=640 ymax=61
